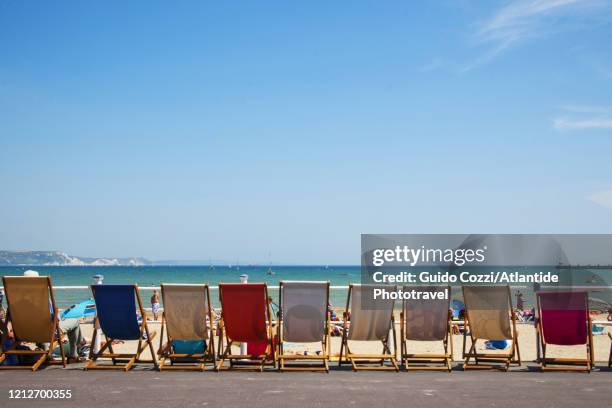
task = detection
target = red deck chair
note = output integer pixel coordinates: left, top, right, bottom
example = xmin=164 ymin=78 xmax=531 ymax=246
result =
xmin=216 ymin=283 xmax=275 ymax=371
xmin=536 ymin=291 xmax=593 ymax=372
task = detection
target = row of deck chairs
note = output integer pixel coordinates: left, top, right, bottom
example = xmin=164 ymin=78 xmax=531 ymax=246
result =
xmin=0 ymin=276 xmax=609 ymax=372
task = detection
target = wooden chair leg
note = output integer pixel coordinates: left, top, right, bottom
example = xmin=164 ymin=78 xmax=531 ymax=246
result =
xmin=511 ymin=336 xmax=521 ymax=365
xmin=338 ymin=333 xmax=346 ymax=366
xmin=31 ymin=353 xmax=47 ymax=372
xmin=216 ymin=339 xmax=232 ymax=371
xmin=108 ymin=340 xmax=118 ymax=366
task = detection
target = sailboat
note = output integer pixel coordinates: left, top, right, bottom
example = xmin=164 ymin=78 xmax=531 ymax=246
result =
xmin=266 ymin=251 xmax=274 ymax=275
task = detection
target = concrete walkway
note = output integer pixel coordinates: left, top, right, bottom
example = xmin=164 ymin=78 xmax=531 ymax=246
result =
xmin=1 ymin=365 xmax=611 ymax=408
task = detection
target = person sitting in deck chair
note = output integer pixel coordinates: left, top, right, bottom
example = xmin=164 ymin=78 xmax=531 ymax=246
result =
xmin=22 ymin=270 xmax=86 ymax=363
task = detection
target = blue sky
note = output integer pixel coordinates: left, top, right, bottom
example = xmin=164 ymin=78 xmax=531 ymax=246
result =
xmin=1 ymin=1 xmax=611 ymax=264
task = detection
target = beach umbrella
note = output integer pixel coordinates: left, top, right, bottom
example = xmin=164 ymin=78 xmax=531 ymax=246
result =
xmin=61 ymin=299 xmax=96 ymax=319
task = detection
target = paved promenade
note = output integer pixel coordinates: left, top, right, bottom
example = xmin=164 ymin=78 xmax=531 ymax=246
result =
xmin=1 ymin=365 xmax=611 ymax=408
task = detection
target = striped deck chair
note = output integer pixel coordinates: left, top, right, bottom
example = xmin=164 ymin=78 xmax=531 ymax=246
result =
xmin=158 ymin=284 xmax=215 ymax=371
xmin=462 ymin=286 xmax=520 ymax=371
xmin=536 ymin=291 xmax=593 ymax=372
xmin=277 ymin=281 xmax=330 ymax=372
xmin=400 ymin=285 xmax=453 ymax=371
xmin=85 ymin=285 xmax=158 ymax=371
xmin=216 ymin=283 xmax=275 ymax=371
xmin=0 ymin=276 xmax=66 ymax=371
xmin=338 ymin=284 xmax=399 ymax=371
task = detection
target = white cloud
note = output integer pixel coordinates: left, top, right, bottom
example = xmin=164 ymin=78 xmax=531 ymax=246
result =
xmin=553 ymin=104 xmax=612 ymax=130
xmin=553 ymin=117 xmax=612 ymax=130
xmin=587 ymin=190 xmax=612 ymax=209
xmin=464 ymin=0 xmax=611 ymax=71
xmin=477 ymin=0 xmax=605 ymax=45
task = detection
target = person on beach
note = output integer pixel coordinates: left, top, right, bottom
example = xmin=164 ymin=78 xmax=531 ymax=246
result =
xmin=516 ymin=290 xmax=525 ymax=311
xmin=0 ymin=288 xmax=5 ymax=332
xmin=61 ymin=319 xmax=88 ymax=362
xmin=18 ymin=270 xmax=88 ymax=362
xmin=0 ymin=290 xmax=9 ymax=348
xmin=326 ymin=304 xmax=342 ymax=336
xmin=151 ymin=290 xmax=160 ymax=321
xmin=268 ymin=296 xmax=279 ymax=317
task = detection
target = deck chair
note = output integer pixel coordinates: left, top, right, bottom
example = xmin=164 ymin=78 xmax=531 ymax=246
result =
xmin=462 ymin=286 xmax=520 ymax=371
xmin=158 ymin=284 xmax=215 ymax=371
xmin=85 ymin=285 xmax=158 ymax=371
xmin=608 ymin=332 xmax=611 ymax=368
xmin=216 ymin=283 xmax=275 ymax=371
xmin=338 ymin=284 xmax=399 ymax=371
xmin=536 ymin=291 xmax=593 ymax=372
xmin=400 ymin=285 xmax=453 ymax=371
xmin=277 ymin=281 xmax=330 ymax=372
xmin=0 ymin=276 xmax=66 ymax=371
xmin=608 ymin=332 xmax=612 ymax=368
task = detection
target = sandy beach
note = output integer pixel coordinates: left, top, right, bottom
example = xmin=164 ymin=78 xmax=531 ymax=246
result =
xmin=77 ymin=317 xmax=612 ymax=365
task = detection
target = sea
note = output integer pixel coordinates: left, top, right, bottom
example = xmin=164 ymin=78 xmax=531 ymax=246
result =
xmin=0 ymin=265 xmax=611 ymax=311
xmin=0 ymin=265 xmax=356 ymax=309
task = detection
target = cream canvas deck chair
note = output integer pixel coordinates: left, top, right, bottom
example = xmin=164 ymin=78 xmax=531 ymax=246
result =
xmin=338 ymin=284 xmax=399 ymax=371
xmin=400 ymin=285 xmax=453 ymax=371
xmin=158 ymin=284 xmax=215 ymax=371
xmin=536 ymin=291 xmax=593 ymax=372
xmin=86 ymin=284 xmax=158 ymax=371
xmin=0 ymin=276 xmax=66 ymax=371
xmin=277 ymin=281 xmax=330 ymax=372
xmin=462 ymin=286 xmax=520 ymax=371
xmin=216 ymin=283 xmax=276 ymax=371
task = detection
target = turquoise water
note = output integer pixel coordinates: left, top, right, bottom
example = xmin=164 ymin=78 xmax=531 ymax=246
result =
xmin=0 ymin=265 xmax=356 ymax=308
xmin=1 ymin=265 xmax=610 ymax=310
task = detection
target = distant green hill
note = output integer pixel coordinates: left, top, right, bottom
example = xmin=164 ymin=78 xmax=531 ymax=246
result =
xmin=0 ymin=251 xmax=150 ymax=266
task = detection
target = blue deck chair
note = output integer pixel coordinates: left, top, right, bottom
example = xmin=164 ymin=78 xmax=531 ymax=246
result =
xmin=85 ymin=285 xmax=158 ymax=371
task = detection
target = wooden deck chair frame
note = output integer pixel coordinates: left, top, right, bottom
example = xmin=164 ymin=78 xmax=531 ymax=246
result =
xmin=400 ymin=286 xmax=453 ymax=371
xmin=535 ymin=292 xmax=594 ymax=372
xmin=0 ymin=276 xmax=67 ymax=371
xmin=157 ymin=284 xmax=216 ymax=371
xmin=85 ymin=284 xmax=158 ymax=371
xmin=216 ymin=284 xmax=276 ymax=371
xmin=609 ymin=332 xmax=612 ymax=368
xmin=462 ymin=286 xmax=521 ymax=371
xmin=277 ymin=281 xmax=331 ymax=372
xmin=338 ymin=284 xmax=399 ymax=371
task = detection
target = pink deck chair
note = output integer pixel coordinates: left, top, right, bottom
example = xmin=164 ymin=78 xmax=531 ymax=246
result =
xmin=536 ymin=291 xmax=593 ymax=372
